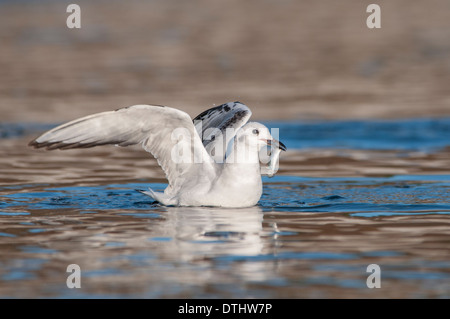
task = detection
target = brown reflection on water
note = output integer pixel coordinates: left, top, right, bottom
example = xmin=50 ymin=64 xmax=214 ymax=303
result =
xmin=0 ymin=137 xmax=164 ymax=186
xmin=282 ymin=148 xmax=450 ymax=177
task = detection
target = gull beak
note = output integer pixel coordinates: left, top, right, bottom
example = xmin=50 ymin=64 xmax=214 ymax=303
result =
xmin=265 ymin=139 xmax=287 ymax=151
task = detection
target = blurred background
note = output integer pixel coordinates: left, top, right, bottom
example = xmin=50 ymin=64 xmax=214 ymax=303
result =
xmin=1 ymin=0 xmax=450 ymax=123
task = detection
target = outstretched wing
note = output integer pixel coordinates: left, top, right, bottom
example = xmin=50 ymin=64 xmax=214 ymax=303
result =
xmin=29 ymin=104 xmax=215 ymax=191
xmin=193 ymin=101 xmax=252 ymax=162
xmin=193 ymin=101 xmax=279 ymax=176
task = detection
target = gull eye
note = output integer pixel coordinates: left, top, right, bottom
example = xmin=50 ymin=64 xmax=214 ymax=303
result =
xmin=252 ymin=129 xmax=259 ymax=135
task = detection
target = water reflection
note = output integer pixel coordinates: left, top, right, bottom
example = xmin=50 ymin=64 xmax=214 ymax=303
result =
xmin=0 ymin=205 xmax=268 ymax=298
xmin=145 ymin=206 xmax=276 ymax=285
xmin=156 ymin=206 xmax=264 ymax=260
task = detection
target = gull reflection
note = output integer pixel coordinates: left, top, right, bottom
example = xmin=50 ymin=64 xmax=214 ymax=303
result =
xmin=154 ymin=206 xmax=264 ymax=261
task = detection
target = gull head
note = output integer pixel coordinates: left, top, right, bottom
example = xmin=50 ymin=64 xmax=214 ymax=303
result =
xmin=238 ymin=122 xmax=287 ymax=152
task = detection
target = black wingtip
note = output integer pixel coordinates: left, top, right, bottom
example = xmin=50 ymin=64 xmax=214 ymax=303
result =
xmin=28 ymin=139 xmax=44 ymax=149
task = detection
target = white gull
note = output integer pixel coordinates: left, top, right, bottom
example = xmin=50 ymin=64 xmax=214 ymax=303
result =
xmin=29 ymin=101 xmax=286 ymax=207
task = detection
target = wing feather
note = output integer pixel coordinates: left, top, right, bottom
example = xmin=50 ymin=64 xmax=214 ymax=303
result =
xmin=29 ymin=104 xmax=215 ymax=190
xmin=193 ymin=101 xmax=252 ymax=162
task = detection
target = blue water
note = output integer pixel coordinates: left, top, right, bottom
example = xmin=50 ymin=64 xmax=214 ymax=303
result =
xmin=0 ymin=123 xmax=54 ymax=139
xmin=264 ymin=117 xmax=450 ymax=152
xmin=1 ymin=175 xmax=450 ymax=215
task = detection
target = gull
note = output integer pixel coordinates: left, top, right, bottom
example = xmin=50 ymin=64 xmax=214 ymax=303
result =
xmin=29 ymin=101 xmax=286 ymax=207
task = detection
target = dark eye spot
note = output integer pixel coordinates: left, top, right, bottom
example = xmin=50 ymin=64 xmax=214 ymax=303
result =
xmin=252 ymin=129 xmax=259 ymax=135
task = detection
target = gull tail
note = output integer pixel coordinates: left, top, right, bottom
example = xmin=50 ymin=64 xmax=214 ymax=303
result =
xmin=136 ymin=187 xmax=177 ymax=206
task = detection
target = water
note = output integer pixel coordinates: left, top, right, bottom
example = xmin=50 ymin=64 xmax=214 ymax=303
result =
xmin=0 ymin=119 xmax=449 ymax=298
xmin=267 ymin=117 xmax=450 ymax=152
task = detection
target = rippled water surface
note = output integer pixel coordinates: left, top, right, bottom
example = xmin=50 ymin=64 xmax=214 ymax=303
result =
xmin=0 ymin=119 xmax=449 ymax=298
